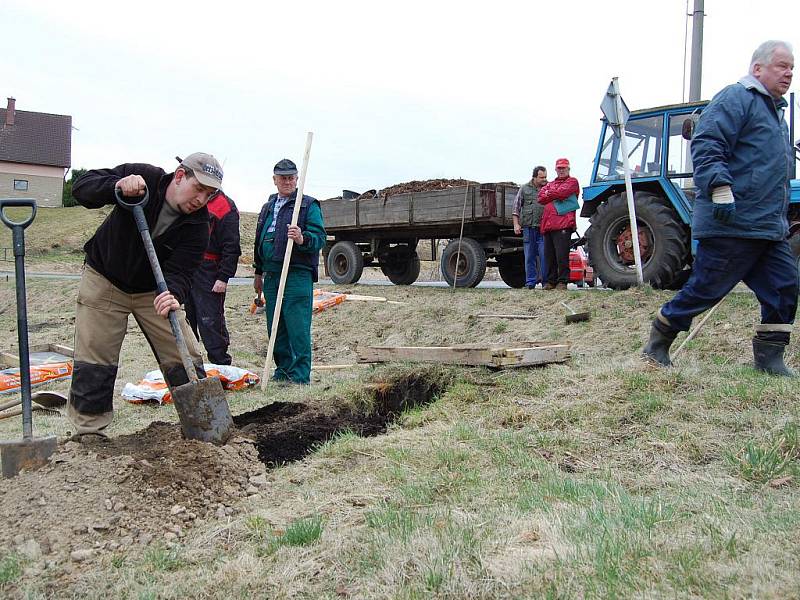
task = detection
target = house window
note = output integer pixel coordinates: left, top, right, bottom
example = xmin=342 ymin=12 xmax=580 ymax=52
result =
xmin=13 ymin=180 xmax=28 ymax=191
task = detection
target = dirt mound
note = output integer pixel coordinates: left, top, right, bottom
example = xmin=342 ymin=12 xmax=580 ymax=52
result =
xmin=0 ymin=422 xmax=263 ymax=576
xmin=380 ymin=178 xmax=479 ymax=197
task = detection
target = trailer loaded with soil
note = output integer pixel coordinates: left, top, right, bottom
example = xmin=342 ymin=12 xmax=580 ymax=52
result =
xmin=320 ymin=180 xmax=527 ymax=287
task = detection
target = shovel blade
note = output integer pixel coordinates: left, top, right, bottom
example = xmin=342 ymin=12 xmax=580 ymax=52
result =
xmin=171 ymin=377 xmax=234 ymax=445
xmin=0 ymin=436 xmax=57 ymax=478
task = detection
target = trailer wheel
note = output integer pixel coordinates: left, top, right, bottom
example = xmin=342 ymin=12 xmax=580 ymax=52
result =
xmin=327 ymin=241 xmax=364 ymax=284
xmin=441 ymin=238 xmax=486 ymax=288
xmin=586 ymin=192 xmax=688 ymax=290
xmin=380 ymin=250 xmax=421 ymax=285
xmin=497 ymin=254 xmax=526 ymax=288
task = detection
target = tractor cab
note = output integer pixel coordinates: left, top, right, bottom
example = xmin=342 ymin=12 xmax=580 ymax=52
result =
xmin=581 ymin=99 xmax=800 ymax=290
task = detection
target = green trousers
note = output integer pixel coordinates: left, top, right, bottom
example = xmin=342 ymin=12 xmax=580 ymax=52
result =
xmin=263 ymin=269 xmax=313 ymax=384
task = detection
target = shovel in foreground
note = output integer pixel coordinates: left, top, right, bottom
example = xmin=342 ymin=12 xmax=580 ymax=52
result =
xmin=115 ymin=187 xmax=234 ymax=445
xmin=0 ymin=199 xmax=57 ymax=477
xmin=561 ymin=301 xmax=591 ymax=324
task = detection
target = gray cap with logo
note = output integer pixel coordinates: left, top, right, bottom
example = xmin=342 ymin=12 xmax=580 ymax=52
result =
xmin=179 ymin=152 xmax=224 ymax=189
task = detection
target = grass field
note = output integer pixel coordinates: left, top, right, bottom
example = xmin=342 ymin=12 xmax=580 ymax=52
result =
xmin=0 ymin=207 xmax=799 ymax=598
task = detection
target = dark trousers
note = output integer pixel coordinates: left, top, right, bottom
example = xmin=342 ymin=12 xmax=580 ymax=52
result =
xmin=185 ymin=261 xmax=231 ymax=365
xmin=522 ymin=226 xmax=547 ymax=286
xmin=544 ymin=228 xmax=572 ymax=285
xmin=660 ymin=237 xmax=798 ymax=332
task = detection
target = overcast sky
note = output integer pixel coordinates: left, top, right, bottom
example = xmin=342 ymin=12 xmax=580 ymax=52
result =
xmin=3 ymin=0 xmax=799 ymax=213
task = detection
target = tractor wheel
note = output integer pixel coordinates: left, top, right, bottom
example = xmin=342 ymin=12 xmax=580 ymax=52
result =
xmin=586 ymin=192 xmax=688 ymax=290
xmin=326 ymin=241 xmax=364 ymax=284
xmin=497 ymin=254 xmax=526 ymax=288
xmin=380 ymin=248 xmax=421 ymax=285
xmin=441 ymin=238 xmax=487 ymax=288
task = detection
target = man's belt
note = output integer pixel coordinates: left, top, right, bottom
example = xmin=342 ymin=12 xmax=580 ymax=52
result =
xmin=203 ymin=251 xmax=221 ymax=261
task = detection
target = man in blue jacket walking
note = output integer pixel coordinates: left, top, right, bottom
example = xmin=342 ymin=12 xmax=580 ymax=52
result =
xmin=643 ymin=40 xmax=797 ymax=375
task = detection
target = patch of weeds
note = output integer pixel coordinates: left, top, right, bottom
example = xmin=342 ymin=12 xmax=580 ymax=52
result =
xmin=630 ymin=392 xmax=666 ymax=422
xmin=313 ymin=428 xmax=360 ymax=458
xmin=666 ymin=545 xmax=717 ymax=596
xmin=541 ymin=474 xmax=611 ymax=505
xmin=617 ymin=495 xmax=675 ymax=532
xmin=111 ymin=554 xmax=126 ymax=569
xmin=282 ymin=515 xmax=324 ymax=547
xmin=244 ymin=514 xmax=270 ymax=542
xmin=424 ymin=560 xmax=447 ymax=592
xmin=144 ymin=545 xmax=185 ymax=572
xmin=726 ymin=423 xmax=800 ymax=483
xmin=0 ymin=553 xmax=21 ymax=585
xmin=492 ymin=321 xmax=508 ymax=334
xmin=366 ymin=505 xmax=427 ymax=541
xmin=256 ymin=515 xmax=325 ymax=557
xmin=445 ymin=380 xmax=486 ymax=402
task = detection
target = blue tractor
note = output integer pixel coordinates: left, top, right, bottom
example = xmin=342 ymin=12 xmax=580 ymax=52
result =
xmin=581 ymin=99 xmax=800 ymax=290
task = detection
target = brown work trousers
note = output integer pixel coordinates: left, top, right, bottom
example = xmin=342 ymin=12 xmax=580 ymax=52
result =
xmin=68 ymin=265 xmax=202 ymax=435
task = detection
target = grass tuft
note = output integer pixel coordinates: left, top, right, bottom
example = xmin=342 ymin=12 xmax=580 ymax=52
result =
xmin=0 ymin=553 xmax=21 ymax=585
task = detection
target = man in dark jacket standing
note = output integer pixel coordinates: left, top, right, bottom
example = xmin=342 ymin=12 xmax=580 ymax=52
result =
xmin=185 ymin=189 xmax=241 ymax=365
xmin=538 ymin=158 xmax=579 ymax=290
xmin=513 ymin=166 xmax=548 ymax=288
xmin=253 ymin=159 xmax=326 ymax=384
xmin=68 ymin=153 xmax=223 ymax=437
xmin=643 ymin=40 xmax=796 ymax=375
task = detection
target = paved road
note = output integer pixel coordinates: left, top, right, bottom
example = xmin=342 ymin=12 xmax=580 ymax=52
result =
xmin=0 ymin=271 xmax=612 ymax=291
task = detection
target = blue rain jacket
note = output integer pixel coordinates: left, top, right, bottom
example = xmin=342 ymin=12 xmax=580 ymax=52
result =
xmin=691 ymin=75 xmax=792 ymax=240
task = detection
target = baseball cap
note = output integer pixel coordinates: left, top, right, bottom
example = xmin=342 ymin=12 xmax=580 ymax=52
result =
xmin=273 ymin=158 xmax=298 ymax=176
xmin=179 ymin=152 xmax=224 ymax=189
xmin=555 ymin=158 xmax=570 ymax=168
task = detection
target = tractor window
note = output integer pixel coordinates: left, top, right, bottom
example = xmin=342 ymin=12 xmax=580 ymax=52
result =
xmin=594 ymin=115 xmax=664 ymax=182
xmin=667 ymin=114 xmax=697 ymax=177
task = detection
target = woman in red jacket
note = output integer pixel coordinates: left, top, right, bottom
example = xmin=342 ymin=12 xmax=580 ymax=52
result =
xmin=538 ymin=158 xmax=579 ymax=290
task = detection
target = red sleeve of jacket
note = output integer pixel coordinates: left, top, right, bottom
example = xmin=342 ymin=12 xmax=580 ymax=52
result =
xmin=539 ymin=177 xmax=579 ymax=203
xmin=207 ymin=193 xmax=242 ymax=283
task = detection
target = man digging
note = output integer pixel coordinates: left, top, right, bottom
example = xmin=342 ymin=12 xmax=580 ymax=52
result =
xmin=67 ymin=153 xmax=223 ymax=440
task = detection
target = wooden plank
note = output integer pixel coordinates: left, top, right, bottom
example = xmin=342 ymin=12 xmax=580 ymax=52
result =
xmin=475 ymin=314 xmax=537 ymax=320
xmin=491 ymin=345 xmax=571 ymax=368
xmin=0 ymin=343 xmax=74 ymax=367
xmin=311 ymin=363 xmax=365 ymax=371
xmin=356 ymin=345 xmax=496 ymax=366
xmin=320 ymin=197 xmax=357 ymax=228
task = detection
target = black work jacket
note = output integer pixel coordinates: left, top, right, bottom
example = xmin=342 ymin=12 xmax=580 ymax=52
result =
xmin=72 ymin=163 xmax=210 ymax=304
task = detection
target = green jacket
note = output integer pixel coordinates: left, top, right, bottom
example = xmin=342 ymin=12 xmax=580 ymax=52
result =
xmin=519 ymin=183 xmax=544 ymax=227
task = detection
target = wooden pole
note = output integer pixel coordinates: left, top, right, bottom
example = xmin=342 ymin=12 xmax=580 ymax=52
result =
xmin=670 ymin=298 xmax=722 ymax=360
xmin=261 ymin=132 xmax=314 ymax=389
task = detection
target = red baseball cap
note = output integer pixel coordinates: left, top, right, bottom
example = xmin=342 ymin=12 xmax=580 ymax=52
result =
xmin=555 ymin=158 xmax=570 ymax=168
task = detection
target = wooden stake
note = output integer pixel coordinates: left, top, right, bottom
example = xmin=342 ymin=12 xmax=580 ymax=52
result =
xmin=670 ymin=299 xmax=723 ymax=360
xmin=261 ymin=132 xmax=314 ymax=389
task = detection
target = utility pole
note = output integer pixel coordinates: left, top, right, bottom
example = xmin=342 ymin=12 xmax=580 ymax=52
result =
xmin=688 ymin=0 xmax=704 ymax=101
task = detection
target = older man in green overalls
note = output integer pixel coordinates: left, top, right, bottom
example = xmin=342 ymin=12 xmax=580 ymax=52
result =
xmin=253 ymin=159 xmax=326 ymax=384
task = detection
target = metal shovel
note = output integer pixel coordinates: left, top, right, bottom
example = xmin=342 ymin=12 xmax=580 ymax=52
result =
xmin=115 ymin=187 xmax=234 ymax=445
xmin=0 ymin=199 xmax=57 ymax=478
xmin=561 ymin=301 xmax=591 ymax=324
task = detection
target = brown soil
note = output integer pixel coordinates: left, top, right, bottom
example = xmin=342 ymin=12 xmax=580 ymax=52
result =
xmin=0 ymin=371 xmax=446 ymax=581
xmin=379 ymin=178 xmax=479 ymax=197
